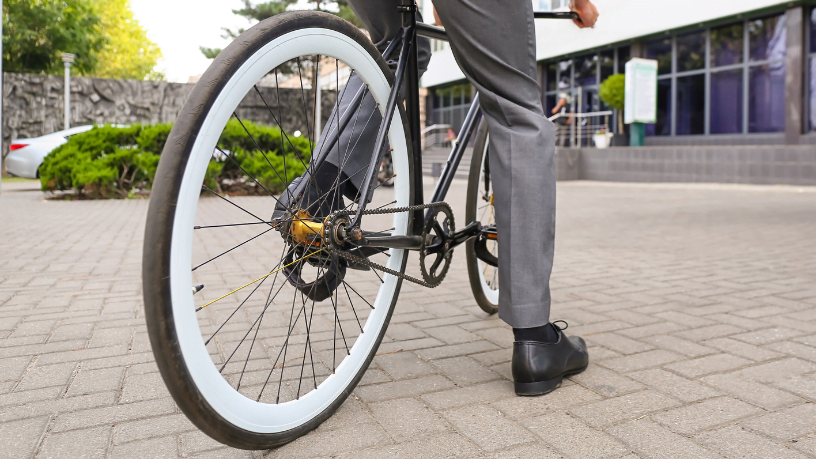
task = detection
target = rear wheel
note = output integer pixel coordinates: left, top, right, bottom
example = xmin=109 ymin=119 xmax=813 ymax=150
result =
xmin=465 ymin=119 xmax=499 ymax=314
xmin=142 ymin=12 xmax=412 ymax=449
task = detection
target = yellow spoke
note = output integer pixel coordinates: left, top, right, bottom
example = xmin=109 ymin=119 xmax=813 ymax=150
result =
xmin=196 ymin=247 xmax=327 ymax=311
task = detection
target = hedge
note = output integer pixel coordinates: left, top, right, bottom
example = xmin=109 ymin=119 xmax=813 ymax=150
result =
xmin=39 ymin=121 xmax=311 ymax=199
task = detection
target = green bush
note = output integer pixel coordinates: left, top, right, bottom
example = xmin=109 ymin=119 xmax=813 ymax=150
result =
xmin=39 ymin=120 xmax=310 ymax=199
xmin=600 ymin=74 xmax=625 ymax=133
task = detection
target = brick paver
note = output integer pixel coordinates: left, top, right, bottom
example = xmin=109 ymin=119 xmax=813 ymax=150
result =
xmin=2 ymin=178 xmax=816 ymax=458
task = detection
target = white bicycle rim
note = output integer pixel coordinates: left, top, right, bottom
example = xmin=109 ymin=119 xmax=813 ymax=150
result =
xmin=475 ymin=134 xmax=499 ymax=305
xmin=168 ymin=28 xmax=410 ymax=433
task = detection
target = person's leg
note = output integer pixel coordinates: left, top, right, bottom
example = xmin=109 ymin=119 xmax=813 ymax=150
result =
xmin=432 ymin=0 xmax=555 ymax=329
xmin=312 ymin=1 xmax=431 ymax=193
xmin=434 ymin=4 xmax=588 ymax=396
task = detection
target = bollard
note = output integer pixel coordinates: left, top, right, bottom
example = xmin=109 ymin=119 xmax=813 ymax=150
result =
xmin=432 ymin=162 xmax=442 ymax=178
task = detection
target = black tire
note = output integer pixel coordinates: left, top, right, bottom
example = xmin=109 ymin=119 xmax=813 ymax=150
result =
xmin=142 ymin=11 xmax=413 ymax=449
xmin=465 ymin=119 xmax=499 ymax=314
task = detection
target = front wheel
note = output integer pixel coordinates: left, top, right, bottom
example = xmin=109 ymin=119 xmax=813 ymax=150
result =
xmin=465 ymin=119 xmax=499 ymax=314
xmin=142 ymin=12 xmax=413 ymax=449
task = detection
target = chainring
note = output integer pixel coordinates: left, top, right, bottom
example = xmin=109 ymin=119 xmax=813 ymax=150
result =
xmin=323 ymin=202 xmax=453 ymax=288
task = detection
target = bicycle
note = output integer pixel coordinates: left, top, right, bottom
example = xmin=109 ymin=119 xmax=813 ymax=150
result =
xmin=142 ymin=3 xmax=576 ymax=449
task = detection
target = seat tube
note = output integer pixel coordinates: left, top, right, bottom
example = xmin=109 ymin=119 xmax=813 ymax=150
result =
xmin=400 ymin=0 xmax=424 ymax=237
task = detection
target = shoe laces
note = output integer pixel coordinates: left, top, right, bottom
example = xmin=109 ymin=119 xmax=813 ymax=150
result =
xmin=552 ymin=320 xmax=569 ymax=331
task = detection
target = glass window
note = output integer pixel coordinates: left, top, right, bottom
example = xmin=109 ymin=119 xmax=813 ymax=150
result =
xmin=748 ymin=62 xmax=786 ymax=132
xmin=811 ymin=8 xmax=816 ymax=53
xmin=645 ymin=79 xmax=672 ymax=136
xmin=440 ymin=87 xmax=452 ymax=107
xmin=710 ymin=23 xmax=743 ymax=67
xmin=574 ymin=54 xmax=598 ymax=87
xmin=546 ymin=63 xmax=557 ymax=91
xmin=676 ymin=31 xmax=705 ymax=72
xmin=676 ymin=74 xmax=705 ymax=135
xmin=461 ymin=84 xmax=472 ymax=105
xmin=710 ymin=69 xmax=744 ymax=134
xmin=810 ymin=58 xmax=816 ymax=131
xmin=546 ymin=94 xmax=557 ymax=117
xmin=600 ymin=50 xmax=614 ymax=81
xmin=645 ymin=37 xmax=673 ymax=75
xmin=578 ymin=88 xmax=600 ymax=114
xmin=617 ymin=46 xmax=630 ymax=74
xmin=558 ymin=59 xmax=573 ymax=88
xmin=749 ymin=13 xmax=787 ymax=62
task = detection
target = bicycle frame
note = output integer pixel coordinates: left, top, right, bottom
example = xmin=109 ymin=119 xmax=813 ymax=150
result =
xmin=294 ymin=1 xmax=576 ymax=250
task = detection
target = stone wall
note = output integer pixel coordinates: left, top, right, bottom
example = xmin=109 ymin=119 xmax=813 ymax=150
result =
xmin=553 ymin=145 xmax=816 ymax=186
xmin=2 ymin=72 xmax=336 ymax=156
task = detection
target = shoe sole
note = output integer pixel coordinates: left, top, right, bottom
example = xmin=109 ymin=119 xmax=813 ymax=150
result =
xmin=514 ymin=364 xmax=589 ymax=397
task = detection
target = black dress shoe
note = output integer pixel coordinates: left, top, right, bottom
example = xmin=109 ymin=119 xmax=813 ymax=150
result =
xmin=512 ymin=325 xmax=589 ymax=396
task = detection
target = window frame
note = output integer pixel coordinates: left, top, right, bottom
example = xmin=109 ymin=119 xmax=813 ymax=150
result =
xmin=806 ymin=6 xmax=816 ymax=133
xmin=539 ymin=9 xmax=790 ymax=138
xmin=542 ymin=46 xmax=628 ymax=135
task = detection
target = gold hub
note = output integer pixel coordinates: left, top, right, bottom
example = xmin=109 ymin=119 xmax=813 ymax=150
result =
xmin=290 ymin=210 xmax=325 ymax=245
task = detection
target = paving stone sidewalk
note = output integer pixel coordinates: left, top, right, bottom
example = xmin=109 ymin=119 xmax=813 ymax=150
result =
xmin=1 ymin=178 xmax=816 ymax=458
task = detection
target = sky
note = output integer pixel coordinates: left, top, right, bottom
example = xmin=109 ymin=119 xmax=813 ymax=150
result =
xmin=130 ymin=0 xmax=252 ymax=83
xmin=130 ymin=0 xmax=338 ymax=83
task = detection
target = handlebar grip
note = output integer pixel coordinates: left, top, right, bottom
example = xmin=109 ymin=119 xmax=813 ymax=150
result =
xmin=533 ymin=11 xmax=579 ymax=19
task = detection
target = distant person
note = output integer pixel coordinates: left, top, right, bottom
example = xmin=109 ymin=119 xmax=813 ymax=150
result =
xmin=551 ymin=81 xmax=574 ymax=147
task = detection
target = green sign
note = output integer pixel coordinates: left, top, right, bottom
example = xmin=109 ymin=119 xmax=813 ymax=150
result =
xmin=624 ymin=58 xmax=658 ymax=124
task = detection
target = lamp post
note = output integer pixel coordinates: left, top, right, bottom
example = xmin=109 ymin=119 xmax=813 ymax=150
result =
xmin=61 ymin=53 xmax=75 ymax=130
xmin=1 ymin=8 xmax=4 ymax=191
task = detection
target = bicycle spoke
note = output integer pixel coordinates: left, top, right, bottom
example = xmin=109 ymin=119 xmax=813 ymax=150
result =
xmin=342 ymin=282 xmax=364 ymax=333
xmin=192 ymin=227 xmax=276 ymax=272
xmin=204 ymin=246 xmax=287 ymax=342
xmin=342 ymin=281 xmax=374 ymax=310
xmin=226 ymin=117 xmax=297 ymax=204
xmin=296 ymin=57 xmax=314 ymax=151
xmin=253 ymin=84 xmax=311 ymax=171
xmin=299 ymin=85 xmax=373 ymax=221
xmin=202 ymin=185 xmax=270 ymax=224
xmin=195 ymin=221 xmax=273 ymax=230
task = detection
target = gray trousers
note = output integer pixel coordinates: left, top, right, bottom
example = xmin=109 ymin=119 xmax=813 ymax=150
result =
xmin=324 ymin=0 xmax=556 ymax=328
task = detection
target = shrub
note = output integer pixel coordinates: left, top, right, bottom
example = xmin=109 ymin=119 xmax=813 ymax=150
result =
xmin=39 ymin=124 xmax=165 ymax=199
xmin=39 ymin=120 xmax=310 ymax=199
xmin=600 ymin=74 xmax=625 ymax=133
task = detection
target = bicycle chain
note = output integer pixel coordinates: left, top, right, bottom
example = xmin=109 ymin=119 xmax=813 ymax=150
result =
xmin=324 ymin=202 xmax=454 ymax=288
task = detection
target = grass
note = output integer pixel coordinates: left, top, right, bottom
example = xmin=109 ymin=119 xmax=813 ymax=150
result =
xmin=1 ymin=176 xmax=37 ymax=183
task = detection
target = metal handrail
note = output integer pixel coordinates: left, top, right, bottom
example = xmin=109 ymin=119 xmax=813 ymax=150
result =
xmin=421 ymin=124 xmax=452 ymax=135
xmin=548 ymin=110 xmax=613 ymax=122
xmin=421 ymin=124 xmax=454 ymax=149
xmin=549 ymin=110 xmax=614 ymax=148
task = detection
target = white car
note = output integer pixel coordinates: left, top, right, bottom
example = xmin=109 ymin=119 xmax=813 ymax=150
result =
xmin=4 ymin=125 xmax=95 ymax=178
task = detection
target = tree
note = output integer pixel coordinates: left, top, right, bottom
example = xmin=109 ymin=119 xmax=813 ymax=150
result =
xmin=599 ymin=74 xmax=625 ymax=134
xmin=2 ymin=0 xmax=106 ymax=75
xmin=92 ymin=0 xmax=164 ymax=80
xmin=201 ymin=0 xmax=361 ymax=59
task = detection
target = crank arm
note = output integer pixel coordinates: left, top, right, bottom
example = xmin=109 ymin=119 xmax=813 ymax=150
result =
xmin=473 ymin=225 xmax=498 ymax=267
xmin=448 ymin=221 xmax=483 ymax=249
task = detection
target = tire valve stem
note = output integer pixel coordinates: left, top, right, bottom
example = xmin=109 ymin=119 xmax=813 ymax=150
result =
xmin=192 ymin=284 xmax=205 ymax=295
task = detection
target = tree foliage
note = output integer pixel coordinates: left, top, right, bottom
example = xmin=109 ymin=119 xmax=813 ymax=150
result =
xmin=2 ymin=0 xmax=106 ymax=75
xmin=2 ymin=0 xmax=162 ymax=80
xmin=599 ymin=74 xmax=625 ymax=132
xmin=93 ymin=0 xmax=164 ymax=80
xmin=599 ymin=74 xmax=625 ymax=111
xmin=201 ymin=0 xmax=361 ymax=59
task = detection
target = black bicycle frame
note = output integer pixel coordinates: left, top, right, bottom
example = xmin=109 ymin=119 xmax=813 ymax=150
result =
xmin=300 ymin=1 xmax=576 ymax=247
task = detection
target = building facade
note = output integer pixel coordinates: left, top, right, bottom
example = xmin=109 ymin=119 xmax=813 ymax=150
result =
xmin=421 ymin=0 xmax=816 ymax=148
